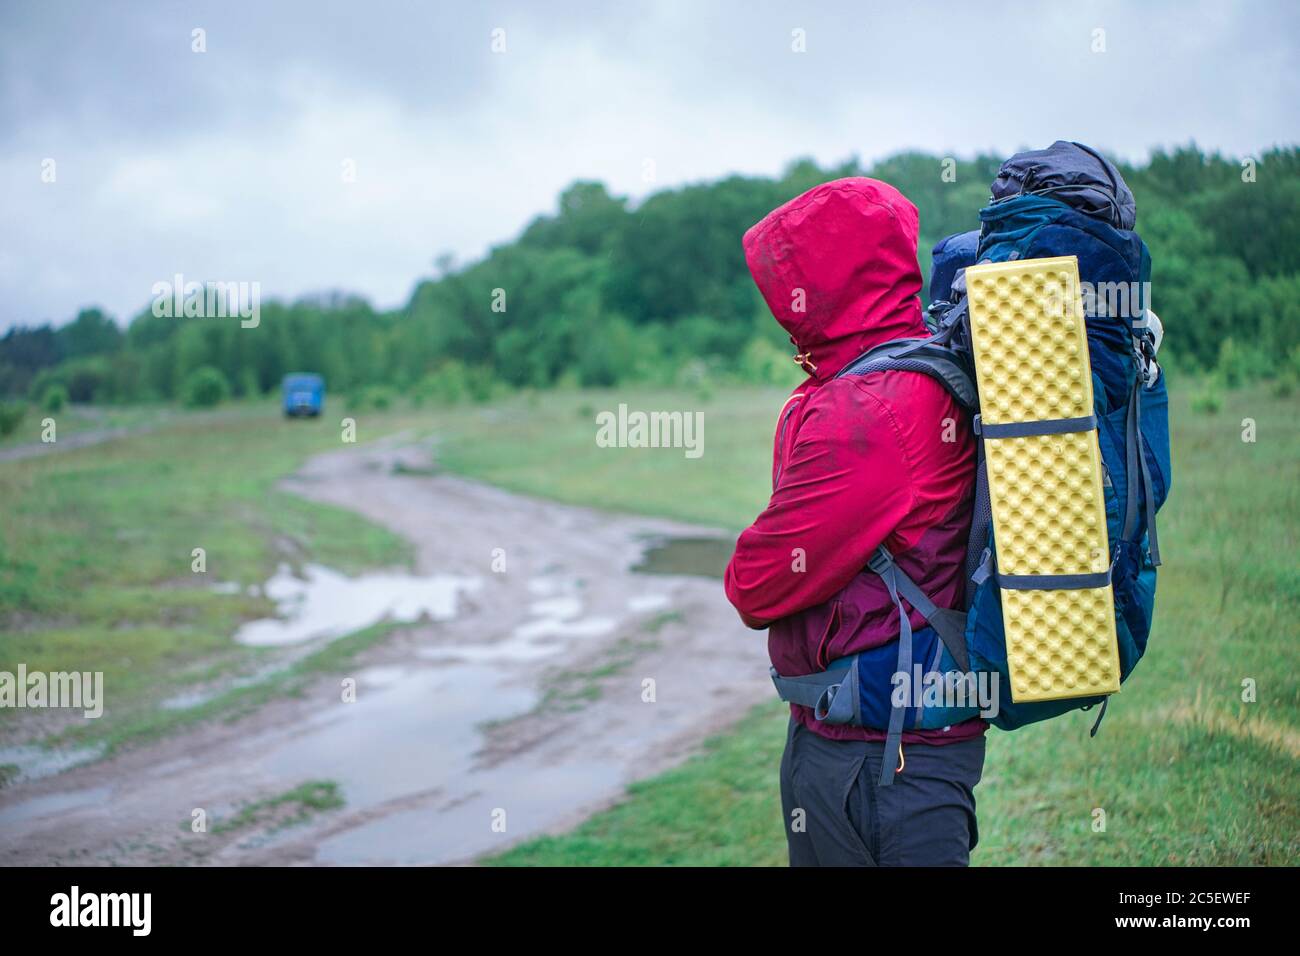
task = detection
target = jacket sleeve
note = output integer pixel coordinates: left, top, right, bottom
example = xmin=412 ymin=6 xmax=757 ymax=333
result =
xmin=724 ymin=383 xmax=916 ymax=628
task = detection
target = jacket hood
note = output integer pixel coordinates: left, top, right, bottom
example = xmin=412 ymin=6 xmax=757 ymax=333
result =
xmin=743 ymin=177 xmax=925 ymax=382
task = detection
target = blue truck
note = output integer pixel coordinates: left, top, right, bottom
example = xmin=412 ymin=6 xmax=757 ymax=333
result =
xmin=282 ymin=373 xmax=325 ymax=417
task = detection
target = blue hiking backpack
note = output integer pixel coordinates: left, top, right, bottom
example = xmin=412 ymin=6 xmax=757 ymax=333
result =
xmin=770 ymin=143 xmax=1171 ymax=785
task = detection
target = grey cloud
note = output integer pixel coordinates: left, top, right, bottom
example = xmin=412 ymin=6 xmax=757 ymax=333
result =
xmin=1 ymin=0 xmax=1297 ymax=329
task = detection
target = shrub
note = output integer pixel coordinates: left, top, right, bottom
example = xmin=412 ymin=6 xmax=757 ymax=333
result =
xmin=0 ymin=400 xmax=27 ymax=437
xmin=1214 ymin=337 xmax=1271 ymax=389
xmin=181 ymin=366 xmax=231 ymax=408
xmin=574 ymin=317 xmax=644 ymax=388
xmin=349 ymin=385 xmax=398 ymax=411
xmin=40 ymin=383 xmax=69 ymax=413
xmin=737 ymin=336 xmax=804 ymax=387
xmin=238 ymin=367 xmax=262 ymax=399
xmin=28 ymin=368 xmax=67 ymax=403
xmin=1274 ymin=345 xmax=1300 ymax=397
xmin=64 ymin=356 xmax=111 ymax=403
xmin=464 ymin=365 xmax=498 ymax=403
xmin=1190 ymin=386 xmax=1222 ymax=415
xmin=415 ymin=361 xmax=471 ymax=406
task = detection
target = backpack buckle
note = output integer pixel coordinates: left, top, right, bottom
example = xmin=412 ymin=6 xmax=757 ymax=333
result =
xmin=971 ymin=548 xmax=995 ymax=587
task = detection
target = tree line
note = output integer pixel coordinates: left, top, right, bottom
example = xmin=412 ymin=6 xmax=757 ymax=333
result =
xmin=2 ymin=144 xmax=1297 ymax=414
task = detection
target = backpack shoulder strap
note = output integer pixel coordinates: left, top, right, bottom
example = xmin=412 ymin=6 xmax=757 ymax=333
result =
xmin=836 ymin=334 xmax=978 ymax=411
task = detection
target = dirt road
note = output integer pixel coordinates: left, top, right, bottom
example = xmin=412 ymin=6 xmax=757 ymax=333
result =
xmin=0 ymin=425 xmax=140 ymax=463
xmin=0 ymin=438 xmax=771 ymax=864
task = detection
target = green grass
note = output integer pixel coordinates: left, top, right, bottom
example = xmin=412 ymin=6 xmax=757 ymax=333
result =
xmin=207 ymin=780 xmax=344 ymax=835
xmin=454 ymin=383 xmax=1299 ymax=866
xmin=0 ymin=401 xmax=422 ymax=748
xmin=48 ymin=622 xmax=407 ymax=755
xmin=3 ymin=382 xmax=1295 ymax=865
xmin=435 ymin=386 xmax=784 ymax=527
xmin=0 ymin=401 xmax=174 ymax=450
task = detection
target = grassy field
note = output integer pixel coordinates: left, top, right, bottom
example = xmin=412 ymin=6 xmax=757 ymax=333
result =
xmin=446 ymin=381 xmax=1299 ymax=866
xmin=434 ymin=386 xmax=785 ymax=529
xmin=2 ymin=381 xmax=1296 ymax=865
xmin=0 ymin=402 xmax=175 ymax=451
xmin=0 ymin=402 xmax=421 ymax=754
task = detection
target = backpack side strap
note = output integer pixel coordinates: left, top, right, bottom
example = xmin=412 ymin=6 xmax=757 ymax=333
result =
xmin=973 ymin=414 xmax=1097 ymax=438
xmin=867 ymin=545 xmax=971 ymax=787
xmin=997 ymin=570 xmax=1112 ymax=589
xmin=868 ymin=547 xmax=971 ymax=673
xmin=1121 ymin=375 xmax=1162 ymax=565
xmin=871 ymin=549 xmax=914 ymax=787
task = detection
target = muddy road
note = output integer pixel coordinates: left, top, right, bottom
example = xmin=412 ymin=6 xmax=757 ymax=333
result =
xmin=0 ymin=439 xmax=771 ymax=864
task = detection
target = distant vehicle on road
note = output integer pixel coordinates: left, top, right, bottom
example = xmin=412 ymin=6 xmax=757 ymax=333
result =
xmin=282 ymin=373 xmax=324 ymax=417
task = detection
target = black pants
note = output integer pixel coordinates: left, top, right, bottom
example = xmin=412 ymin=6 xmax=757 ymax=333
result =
xmin=779 ymin=718 xmax=985 ymax=866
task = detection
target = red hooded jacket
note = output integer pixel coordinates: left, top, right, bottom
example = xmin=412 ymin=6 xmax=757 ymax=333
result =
xmin=725 ymin=178 xmax=985 ymax=745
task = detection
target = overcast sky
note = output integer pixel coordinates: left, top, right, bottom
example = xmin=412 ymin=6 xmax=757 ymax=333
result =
xmin=2 ymin=0 xmax=1297 ymax=330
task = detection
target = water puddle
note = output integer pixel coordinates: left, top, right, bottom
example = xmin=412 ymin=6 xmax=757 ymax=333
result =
xmin=0 ymin=532 xmax=738 ymax=864
xmin=263 ymin=662 xmax=536 ymax=804
xmin=252 ymin=659 xmax=622 ymax=864
xmin=632 ymin=536 xmax=733 ymax=578
xmin=0 ymin=784 xmax=113 ymax=829
xmin=0 ymin=744 xmax=105 ymax=789
xmin=512 ymin=614 xmax=617 ymax=642
xmin=628 ymin=593 xmax=671 ymax=613
xmin=420 ymin=578 xmax=618 ymax=664
xmin=233 ymin=563 xmax=482 ymax=647
xmin=314 ymin=755 xmax=624 ymax=865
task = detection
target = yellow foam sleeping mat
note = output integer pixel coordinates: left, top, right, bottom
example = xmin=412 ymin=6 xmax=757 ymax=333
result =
xmin=964 ymin=255 xmax=1121 ymax=704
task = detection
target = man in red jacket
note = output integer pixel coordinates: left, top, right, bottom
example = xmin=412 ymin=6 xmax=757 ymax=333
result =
xmin=725 ymin=178 xmax=985 ymax=866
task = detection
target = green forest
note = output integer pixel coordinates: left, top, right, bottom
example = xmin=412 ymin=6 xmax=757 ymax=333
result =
xmin=2 ymin=145 xmax=1298 ymax=420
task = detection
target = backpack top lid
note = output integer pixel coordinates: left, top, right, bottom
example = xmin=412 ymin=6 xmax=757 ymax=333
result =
xmin=990 ymin=141 xmax=1136 ymax=231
